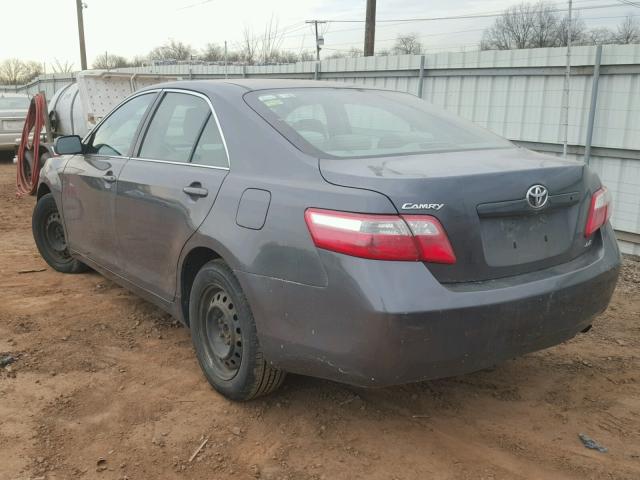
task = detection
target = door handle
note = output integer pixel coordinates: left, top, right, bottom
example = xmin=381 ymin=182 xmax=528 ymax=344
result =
xmin=183 ymin=184 xmax=209 ymax=198
xmin=103 ymin=173 xmax=117 ymax=183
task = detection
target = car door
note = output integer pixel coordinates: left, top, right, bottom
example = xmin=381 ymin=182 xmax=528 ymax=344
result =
xmin=62 ymin=91 xmax=158 ymax=269
xmin=114 ymin=90 xmax=230 ymax=301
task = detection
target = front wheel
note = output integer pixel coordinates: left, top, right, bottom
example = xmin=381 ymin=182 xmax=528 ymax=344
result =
xmin=32 ymin=193 xmax=88 ymax=273
xmin=190 ymin=260 xmax=285 ymax=401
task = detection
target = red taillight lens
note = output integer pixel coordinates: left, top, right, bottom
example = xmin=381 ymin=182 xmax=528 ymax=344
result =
xmin=304 ymin=208 xmax=456 ymax=264
xmin=584 ymin=187 xmax=612 ymax=237
xmin=403 ymin=215 xmax=457 ymax=264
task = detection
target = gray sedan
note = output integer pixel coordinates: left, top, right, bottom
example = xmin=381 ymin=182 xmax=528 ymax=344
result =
xmin=0 ymin=93 xmax=29 ymax=151
xmin=33 ymin=80 xmax=620 ymax=400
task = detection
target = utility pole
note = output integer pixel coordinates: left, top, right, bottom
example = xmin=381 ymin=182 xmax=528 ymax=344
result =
xmin=306 ymin=20 xmax=327 ymax=61
xmin=562 ymin=0 xmax=573 ymax=158
xmin=224 ymin=40 xmax=228 ymax=79
xmin=75 ymin=0 xmax=88 ymax=70
xmin=364 ymin=0 xmax=376 ymax=56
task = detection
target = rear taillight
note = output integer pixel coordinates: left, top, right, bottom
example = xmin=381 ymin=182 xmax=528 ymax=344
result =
xmin=304 ymin=208 xmax=456 ymax=264
xmin=584 ymin=187 xmax=612 ymax=237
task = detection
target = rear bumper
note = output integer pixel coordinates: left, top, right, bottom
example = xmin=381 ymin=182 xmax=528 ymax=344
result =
xmin=0 ymin=132 xmax=20 ymax=150
xmin=237 ymin=225 xmax=621 ymax=387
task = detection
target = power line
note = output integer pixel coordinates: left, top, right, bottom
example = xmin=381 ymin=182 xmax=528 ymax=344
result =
xmin=323 ymin=12 xmax=640 ymax=47
xmin=616 ymin=0 xmax=640 ymax=8
xmin=276 ymin=14 xmax=637 ymax=53
xmin=275 ymin=1 xmax=629 ymax=42
xmin=177 ymin=0 xmax=217 ymax=11
xmin=314 ymin=3 xmax=631 ymax=23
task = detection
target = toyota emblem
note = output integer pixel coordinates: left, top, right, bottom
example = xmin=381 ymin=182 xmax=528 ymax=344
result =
xmin=526 ymin=185 xmax=548 ymax=209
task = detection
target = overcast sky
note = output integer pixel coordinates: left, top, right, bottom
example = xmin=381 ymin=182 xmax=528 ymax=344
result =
xmin=1 ymin=0 xmax=637 ymax=69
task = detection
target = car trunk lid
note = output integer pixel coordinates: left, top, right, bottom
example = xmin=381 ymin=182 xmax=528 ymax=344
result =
xmin=319 ymin=147 xmax=592 ymax=283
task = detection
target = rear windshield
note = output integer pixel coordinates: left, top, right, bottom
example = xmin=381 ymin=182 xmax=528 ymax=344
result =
xmin=0 ymin=96 xmax=29 ymax=110
xmin=246 ymin=88 xmax=511 ymax=159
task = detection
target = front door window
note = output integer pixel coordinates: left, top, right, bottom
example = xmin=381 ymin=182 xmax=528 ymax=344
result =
xmin=88 ymin=93 xmax=156 ymax=156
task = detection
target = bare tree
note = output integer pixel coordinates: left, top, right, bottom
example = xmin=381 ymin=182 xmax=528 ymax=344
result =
xmin=298 ymin=51 xmax=315 ymax=62
xmin=129 ymin=55 xmax=148 ymax=67
xmin=586 ymin=27 xmax=614 ymax=45
xmin=482 ymin=1 xmax=640 ymax=49
xmin=0 ymin=59 xmax=23 ymax=84
xmin=241 ymin=27 xmax=260 ymax=65
xmin=201 ymin=43 xmax=224 ymax=62
xmin=225 ymin=50 xmax=242 ymax=63
xmin=555 ymin=14 xmax=587 ymax=46
xmin=392 ymin=33 xmax=423 ymax=55
xmin=481 ymin=2 xmax=585 ymax=49
xmin=326 ymin=47 xmax=364 ymax=59
xmin=481 ymin=2 xmax=544 ymax=50
xmin=530 ymin=3 xmax=559 ymax=48
xmin=259 ymin=16 xmax=285 ymax=64
xmin=92 ymin=52 xmax=130 ymax=69
xmin=23 ymin=61 xmax=42 ymax=81
xmin=149 ymin=39 xmax=194 ymax=61
xmin=51 ymin=59 xmax=75 ymax=74
xmin=274 ymin=51 xmax=299 ymax=63
xmin=615 ymin=16 xmax=640 ymax=44
xmin=0 ymin=59 xmax=43 ymax=84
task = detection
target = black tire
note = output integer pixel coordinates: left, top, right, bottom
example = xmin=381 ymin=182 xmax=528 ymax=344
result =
xmin=32 ymin=193 xmax=88 ymax=274
xmin=190 ymin=259 xmax=285 ymax=401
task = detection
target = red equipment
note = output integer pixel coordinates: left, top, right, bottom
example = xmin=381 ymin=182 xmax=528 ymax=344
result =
xmin=16 ymin=93 xmax=47 ymax=196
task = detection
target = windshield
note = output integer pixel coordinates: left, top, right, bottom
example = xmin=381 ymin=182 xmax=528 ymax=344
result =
xmin=0 ymin=96 xmax=29 ymax=110
xmin=246 ymin=88 xmax=511 ymax=159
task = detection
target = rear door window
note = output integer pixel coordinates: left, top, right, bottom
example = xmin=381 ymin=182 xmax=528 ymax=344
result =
xmin=139 ymin=92 xmax=210 ymax=163
xmin=191 ymin=115 xmax=229 ymax=168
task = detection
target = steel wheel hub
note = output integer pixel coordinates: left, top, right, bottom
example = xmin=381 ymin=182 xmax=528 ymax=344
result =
xmin=45 ymin=212 xmax=69 ymax=258
xmin=203 ymin=288 xmax=242 ymax=379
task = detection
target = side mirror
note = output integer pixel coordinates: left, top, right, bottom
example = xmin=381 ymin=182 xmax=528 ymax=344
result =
xmin=54 ymin=135 xmax=84 ymax=155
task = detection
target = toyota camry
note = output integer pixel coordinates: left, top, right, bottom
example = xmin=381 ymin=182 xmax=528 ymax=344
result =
xmin=33 ymin=80 xmax=621 ymax=400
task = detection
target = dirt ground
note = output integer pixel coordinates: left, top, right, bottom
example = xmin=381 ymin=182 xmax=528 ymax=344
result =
xmin=0 ymin=157 xmax=639 ymax=480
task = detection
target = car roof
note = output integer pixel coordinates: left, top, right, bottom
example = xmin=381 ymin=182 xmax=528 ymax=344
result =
xmin=140 ymin=78 xmax=372 ymax=97
xmin=216 ymin=79 xmax=360 ymax=91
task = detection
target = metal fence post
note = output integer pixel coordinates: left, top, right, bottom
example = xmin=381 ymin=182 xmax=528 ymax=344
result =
xmin=417 ymin=55 xmax=425 ymax=98
xmin=584 ymin=44 xmax=603 ymax=165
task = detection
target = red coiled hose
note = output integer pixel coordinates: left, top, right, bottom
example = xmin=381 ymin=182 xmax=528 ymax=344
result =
xmin=16 ymin=93 xmax=46 ymax=196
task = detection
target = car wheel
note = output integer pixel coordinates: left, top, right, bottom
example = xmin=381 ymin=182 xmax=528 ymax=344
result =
xmin=190 ymin=259 xmax=285 ymax=401
xmin=32 ymin=193 xmax=88 ymax=273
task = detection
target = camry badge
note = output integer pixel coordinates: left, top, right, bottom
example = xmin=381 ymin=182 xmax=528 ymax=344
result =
xmin=526 ymin=185 xmax=548 ymax=209
xmin=401 ymin=203 xmax=444 ymax=210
